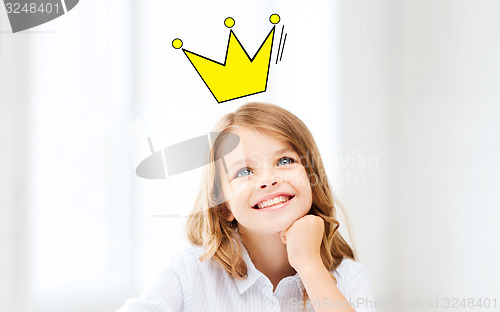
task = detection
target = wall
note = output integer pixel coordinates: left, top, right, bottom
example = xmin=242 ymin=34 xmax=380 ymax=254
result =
xmin=340 ymin=0 xmax=500 ymax=309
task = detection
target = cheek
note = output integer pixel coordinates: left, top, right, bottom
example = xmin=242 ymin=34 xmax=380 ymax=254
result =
xmin=285 ymin=168 xmax=313 ymax=204
xmin=298 ymin=170 xmax=313 ymax=204
xmin=230 ymin=179 xmax=251 ymax=200
xmin=218 ymin=181 xmax=232 ymax=206
xmin=219 ymin=174 xmax=249 ymax=204
xmin=294 ymin=168 xmax=312 ymax=190
xmin=226 ymin=182 xmax=252 ymax=213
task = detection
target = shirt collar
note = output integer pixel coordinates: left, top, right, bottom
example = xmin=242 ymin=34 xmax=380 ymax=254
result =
xmin=233 ymin=232 xmax=263 ymax=294
xmin=232 ymin=230 xmax=304 ymax=295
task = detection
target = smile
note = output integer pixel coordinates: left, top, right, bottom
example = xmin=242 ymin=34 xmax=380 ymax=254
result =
xmin=252 ymin=195 xmax=295 ymax=211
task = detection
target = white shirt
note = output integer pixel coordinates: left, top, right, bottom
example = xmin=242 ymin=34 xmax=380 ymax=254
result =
xmin=118 ymin=237 xmax=376 ymax=312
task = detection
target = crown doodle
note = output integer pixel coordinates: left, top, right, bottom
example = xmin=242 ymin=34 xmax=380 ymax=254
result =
xmin=172 ymin=14 xmax=284 ymax=103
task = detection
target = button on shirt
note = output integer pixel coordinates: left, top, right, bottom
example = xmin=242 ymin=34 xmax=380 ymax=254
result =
xmin=118 ymin=238 xmax=376 ymax=312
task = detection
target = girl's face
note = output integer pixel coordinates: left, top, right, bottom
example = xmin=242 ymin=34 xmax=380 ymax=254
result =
xmin=218 ymin=126 xmax=313 ymax=235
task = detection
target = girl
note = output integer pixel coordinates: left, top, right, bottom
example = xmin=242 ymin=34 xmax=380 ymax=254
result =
xmin=119 ymin=102 xmax=376 ymax=312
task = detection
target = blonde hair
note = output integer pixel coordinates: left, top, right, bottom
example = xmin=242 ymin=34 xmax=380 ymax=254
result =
xmin=185 ymin=102 xmax=356 ymax=305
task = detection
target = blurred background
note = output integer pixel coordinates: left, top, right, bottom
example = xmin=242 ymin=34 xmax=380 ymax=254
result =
xmin=1 ymin=0 xmax=499 ymax=311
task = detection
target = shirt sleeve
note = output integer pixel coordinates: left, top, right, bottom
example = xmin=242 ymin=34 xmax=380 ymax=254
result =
xmin=344 ymin=261 xmax=377 ymax=312
xmin=116 ymin=262 xmax=184 ymax=312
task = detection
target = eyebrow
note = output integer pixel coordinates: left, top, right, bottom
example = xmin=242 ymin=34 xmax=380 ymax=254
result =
xmin=227 ymin=147 xmax=295 ymax=170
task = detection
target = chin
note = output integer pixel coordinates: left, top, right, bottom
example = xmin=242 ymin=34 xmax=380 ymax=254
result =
xmin=269 ymin=216 xmax=302 ymax=233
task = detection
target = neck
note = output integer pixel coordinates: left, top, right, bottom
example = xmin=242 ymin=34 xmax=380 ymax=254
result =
xmin=238 ymin=227 xmax=296 ymax=289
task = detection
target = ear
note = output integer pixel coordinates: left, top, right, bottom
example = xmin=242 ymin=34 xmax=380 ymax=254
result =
xmin=225 ymin=210 xmax=235 ymax=222
xmin=220 ymin=204 xmax=235 ymax=222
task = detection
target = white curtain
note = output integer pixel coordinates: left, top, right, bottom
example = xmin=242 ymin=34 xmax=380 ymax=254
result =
xmin=1 ymin=1 xmax=135 ymax=311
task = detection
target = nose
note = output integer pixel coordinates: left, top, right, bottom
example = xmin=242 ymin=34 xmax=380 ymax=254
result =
xmin=260 ymin=181 xmax=278 ymax=189
xmin=257 ymin=166 xmax=281 ymax=189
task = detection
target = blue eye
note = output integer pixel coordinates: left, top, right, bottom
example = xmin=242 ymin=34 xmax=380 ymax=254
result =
xmin=234 ymin=168 xmax=252 ymax=178
xmin=278 ymin=156 xmax=295 ymax=166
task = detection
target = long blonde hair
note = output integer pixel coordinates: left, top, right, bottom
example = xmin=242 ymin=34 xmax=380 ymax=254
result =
xmin=185 ymin=102 xmax=356 ymax=304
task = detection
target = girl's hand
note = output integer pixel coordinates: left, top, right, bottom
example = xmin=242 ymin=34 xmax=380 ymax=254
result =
xmin=280 ymin=214 xmax=325 ymax=273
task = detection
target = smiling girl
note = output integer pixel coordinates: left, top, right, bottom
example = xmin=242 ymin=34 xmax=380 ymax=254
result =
xmin=119 ymin=103 xmax=375 ymax=312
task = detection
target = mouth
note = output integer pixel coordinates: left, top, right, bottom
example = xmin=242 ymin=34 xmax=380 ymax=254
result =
xmin=252 ymin=195 xmax=295 ymax=210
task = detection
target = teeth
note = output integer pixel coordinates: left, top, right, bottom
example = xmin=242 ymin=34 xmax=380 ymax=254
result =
xmin=257 ymin=195 xmax=291 ymax=209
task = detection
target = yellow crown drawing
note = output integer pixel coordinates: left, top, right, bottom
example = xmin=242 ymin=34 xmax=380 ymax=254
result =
xmin=173 ymin=14 xmax=285 ymax=103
